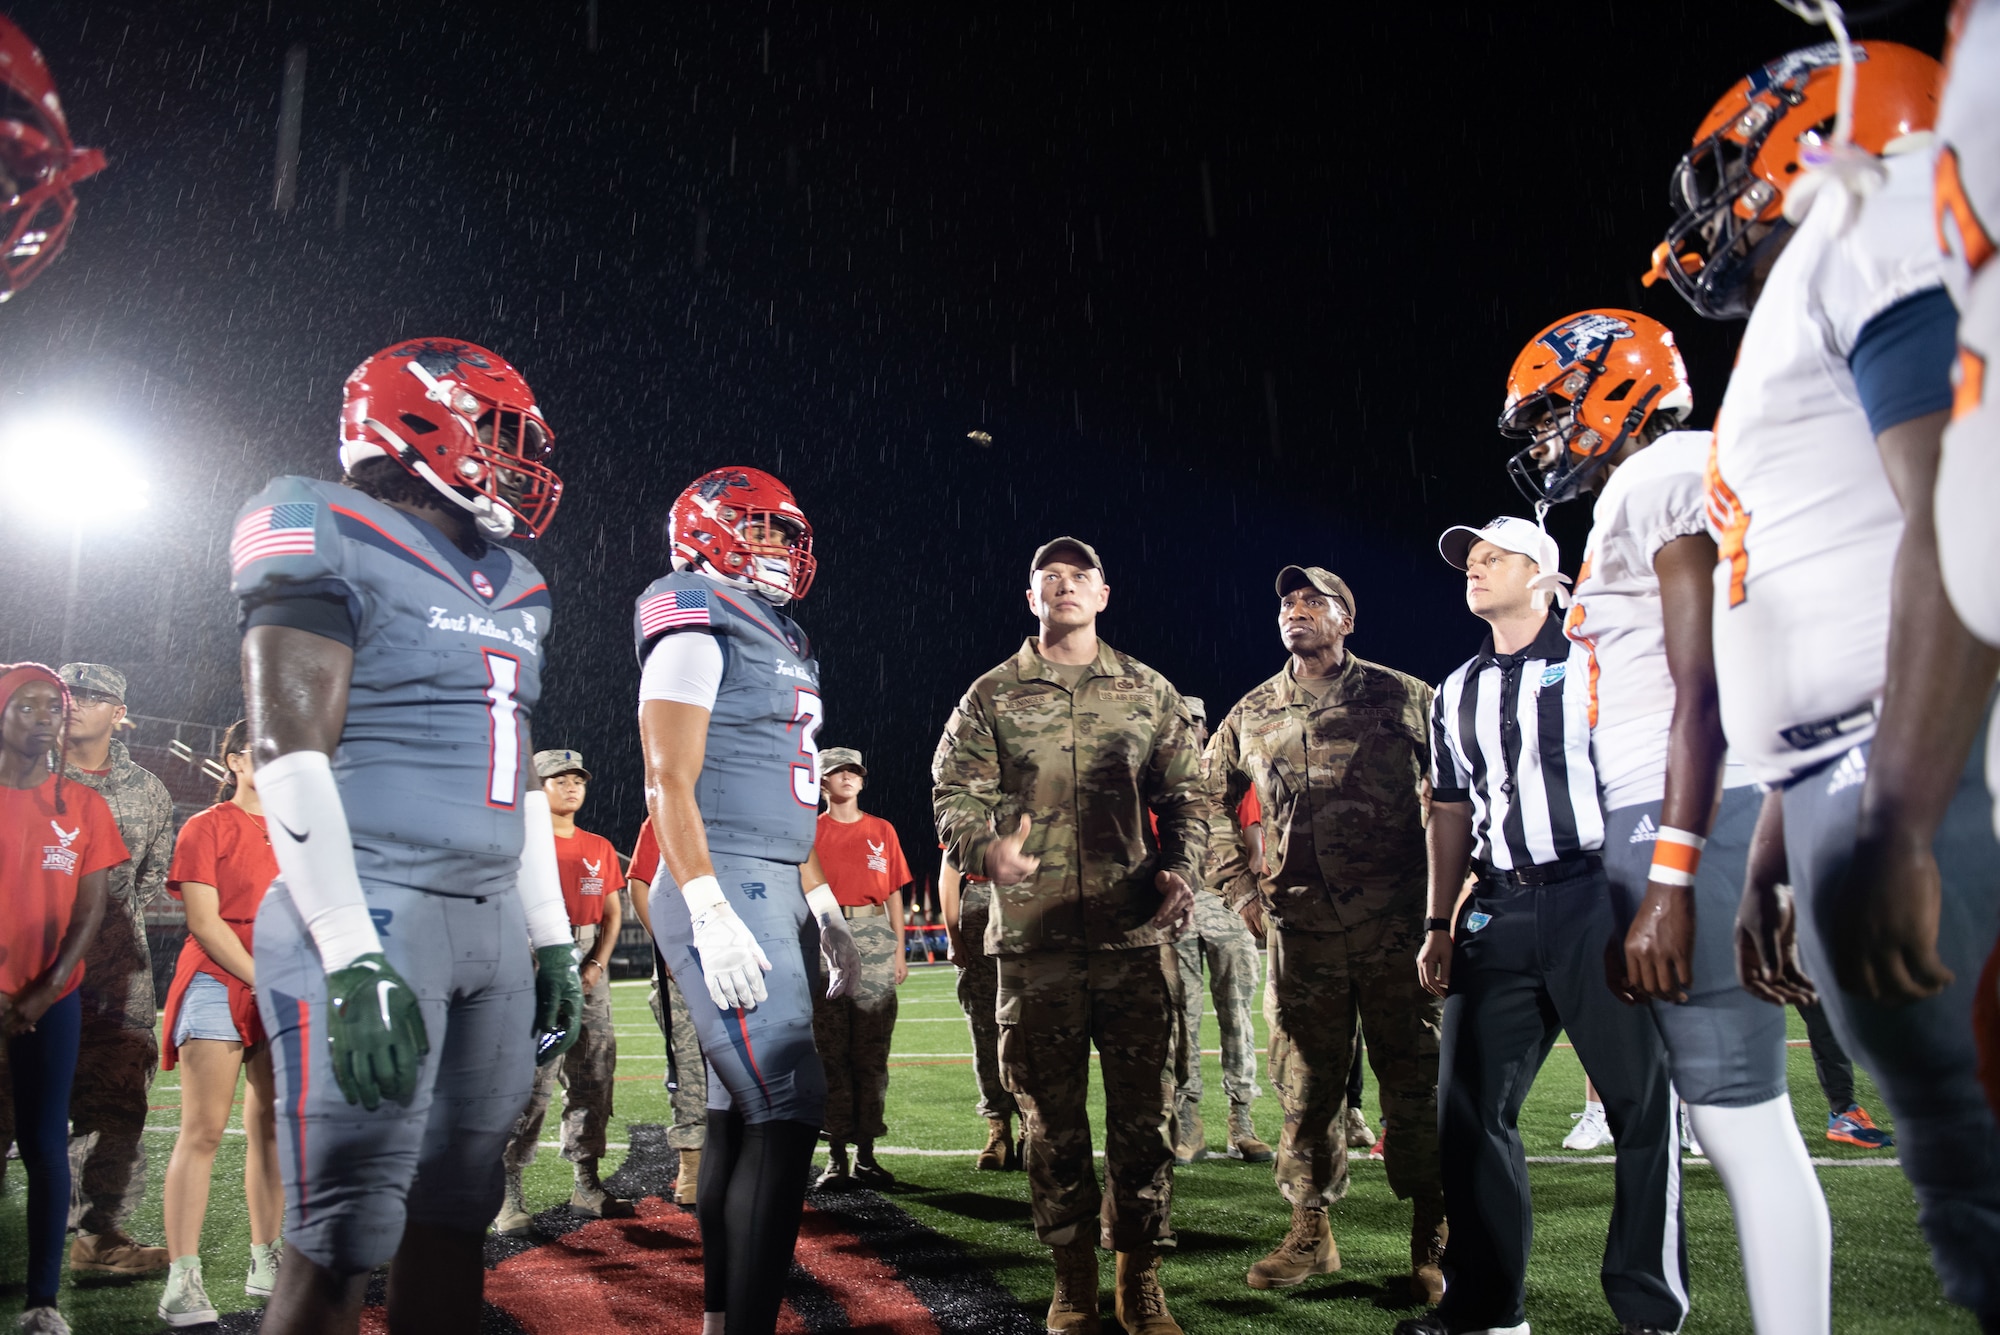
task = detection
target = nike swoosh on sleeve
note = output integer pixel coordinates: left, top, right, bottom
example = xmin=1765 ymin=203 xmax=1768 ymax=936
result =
xmin=275 ymin=816 xmax=311 ymax=843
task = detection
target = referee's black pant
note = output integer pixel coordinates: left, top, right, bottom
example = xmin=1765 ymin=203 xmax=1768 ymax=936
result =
xmin=1436 ymin=858 xmax=1687 ymax=1333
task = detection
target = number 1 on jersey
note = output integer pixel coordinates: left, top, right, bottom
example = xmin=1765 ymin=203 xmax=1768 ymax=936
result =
xmin=485 ymin=650 xmax=524 ymax=808
xmin=790 ymin=689 xmax=824 ymax=807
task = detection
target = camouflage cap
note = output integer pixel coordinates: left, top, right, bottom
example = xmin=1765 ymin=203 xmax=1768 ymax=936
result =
xmin=820 ymin=746 xmax=866 ymax=778
xmin=58 ymin=662 xmax=127 ymax=703
xmin=1275 ymin=566 xmax=1356 ymax=618
xmin=1029 ymin=536 xmax=1103 ymax=578
xmin=1184 ymin=696 xmax=1207 ymax=723
xmin=534 ymin=748 xmax=591 ymax=781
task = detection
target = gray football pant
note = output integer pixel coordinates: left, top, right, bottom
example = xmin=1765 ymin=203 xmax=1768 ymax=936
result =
xmin=1600 ymin=786 xmax=1788 ymax=1107
xmin=649 ymin=853 xmax=827 ymax=1126
xmin=256 ymin=880 xmax=535 ymax=1273
xmin=1785 ymin=732 xmax=2000 ymax=1320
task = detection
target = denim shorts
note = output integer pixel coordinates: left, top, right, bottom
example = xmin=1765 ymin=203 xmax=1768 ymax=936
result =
xmin=173 ymin=971 xmax=241 ymax=1046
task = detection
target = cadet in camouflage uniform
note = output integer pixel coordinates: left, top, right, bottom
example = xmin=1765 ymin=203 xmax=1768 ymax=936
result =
xmin=496 ymin=750 xmax=634 ymax=1234
xmin=934 ymin=536 xmax=1206 ymax=1335
xmin=1204 ymin=568 xmax=1447 ymax=1304
xmin=1168 ymin=697 xmax=1268 ymax=1168
xmin=47 ymin=665 xmax=174 ymax=1274
xmin=809 ymin=748 xmax=912 ymax=1190
xmin=626 ymin=820 xmax=708 ymax=1207
xmin=940 ymin=850 xmax=1021 ymax=1170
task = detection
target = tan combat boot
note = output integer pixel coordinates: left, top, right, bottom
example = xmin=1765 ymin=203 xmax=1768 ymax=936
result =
xmin=70 ymin=1230 xmax=169 ymax=1275
xmin=1411 ymin=1198 xmax=1448 ymax=1305
xmin=977 ymin=1117 xmax=1013 ymax=1171
xmin=1047 ymin=1236 xmax=1102 ymax=1335
xmin=1112 ymin=1246 xmax=1182 ymax=1335
xmin=1172 ymin=1098 xmax=1207 ymax=1166
xmin=1244 ymin=1203 xmax=1340 ymax=1289
xmin=1226 ymin=1101 xmax=1273 ymax=1163
xmin=674 ymin=1147 xmax=701 ymax=1207
xmin=493 ymin=1165 xmax=532 ymax=1237
xmin=571 ymin=1158 xmax=636 ymax=1219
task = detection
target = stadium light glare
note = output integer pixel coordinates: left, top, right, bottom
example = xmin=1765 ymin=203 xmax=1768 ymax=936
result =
xmin=0 ymin=415 xmax=151 ymax=522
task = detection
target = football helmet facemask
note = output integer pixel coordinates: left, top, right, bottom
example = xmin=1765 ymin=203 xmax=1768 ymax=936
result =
xmin=669 ymin=467 xmax=817 ymax=604
xmin=1 ymin=17 xmax=106 ymax=303
xmin=338 ymin=339 xmax=560 ymax=539
xmin=1644 ymin=40 xmax=1940 ymax=320
xmin=1500 ymin=309 xmax=1692 ymax=506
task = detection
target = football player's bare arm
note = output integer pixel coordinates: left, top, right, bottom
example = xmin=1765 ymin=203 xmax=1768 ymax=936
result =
xmin=1625 ymin=531 xmax=1726 ymax=1003
xmin=799 ymin=845 xmax=861 ymax=1000
xmin=1837 ymin=407 xmax=2000 ymax=1002
xmin=628 ymin=875 xmax=653 ymax=936
xmin=938 ymin=855 xmax=963 ymax=961
xmin=243 ymin=625 xmax=352 ymax=762
xmin=1735 ymin=790 xmax=1814 ymax=1007
xmin=638 ymin=698 xmax=716 ymax=886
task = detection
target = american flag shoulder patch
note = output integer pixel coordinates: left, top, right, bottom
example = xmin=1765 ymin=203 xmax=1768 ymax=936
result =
xmin=231 ymin=501 xmax=318 ymax=574
xmin=639 ymin=586 xmax=712 ymax=636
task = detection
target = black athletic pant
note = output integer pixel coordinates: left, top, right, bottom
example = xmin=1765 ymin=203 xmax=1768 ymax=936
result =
xmin=1436 ymin=859 xmax=1687 ymax=1333
xmin=1796 ymin=1000 xmax=1857 ymax=1115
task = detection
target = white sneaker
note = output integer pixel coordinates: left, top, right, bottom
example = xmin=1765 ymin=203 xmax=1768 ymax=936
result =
xmin=1562 ymin=1104 xmax=1613 ymax=1151
xmin=158 ymin=1262 xmax=220 ymax=1327
xmin=247 ymin=1239 xmax=282 ymax=1296
xmin=17 ymin=1308 xmax=70 ymax=1335
xmin=1680 ymin=1103 xmax=1704 ymax=1157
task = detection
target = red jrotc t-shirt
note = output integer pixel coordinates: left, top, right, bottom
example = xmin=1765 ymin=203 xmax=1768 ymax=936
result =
xmin=629 ymin=821 xmax=661 ymax=886
xmin=815 ymin=813 xmax=911 ymax=907
xmin=555 ymin=826 xmax=626 ymax=927
xmin=1239 ymin=788 xmax=1261 ymax=828
xmin=0 ymin=775 xmax=126 ymax=998
xmin=163 ymin=800 xmax=278 ymax=1065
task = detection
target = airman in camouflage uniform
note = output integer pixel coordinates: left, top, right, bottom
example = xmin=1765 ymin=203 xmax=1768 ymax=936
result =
xmin=941 ymin=852 xmax=1021 ymax=1170
xmin=1204 ymin=569 xmax=1447 ymax=1305
xmin=649 ymin=961 xmax=708 ymax=1162
xmin=1167 ymin=698 xmax=1266 ymax=1167
xmin=934 ymin=536 xmax=1206 ymax=1335
xmin=43 ymin=665 xmax=174 ymax=1273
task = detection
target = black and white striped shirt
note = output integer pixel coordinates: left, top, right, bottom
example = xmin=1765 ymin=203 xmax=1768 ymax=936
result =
xmin=1429 ymin=611 xmax=1605 ymax=871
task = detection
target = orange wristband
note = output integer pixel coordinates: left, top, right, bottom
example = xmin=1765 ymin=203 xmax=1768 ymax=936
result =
xmin=1649 ymin=826 xmax=1705 ymax=887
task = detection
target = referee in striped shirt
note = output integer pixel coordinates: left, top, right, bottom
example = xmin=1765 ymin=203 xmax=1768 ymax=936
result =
xmin=1398 ymin=517 xmax=1682 ymax=1335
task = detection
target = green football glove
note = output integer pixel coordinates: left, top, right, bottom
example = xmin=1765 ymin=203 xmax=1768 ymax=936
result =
xmin=325 ymin=952 xmax=429 ymax=1111
xmin=533 ymin=943 xmax=584 ymax=1065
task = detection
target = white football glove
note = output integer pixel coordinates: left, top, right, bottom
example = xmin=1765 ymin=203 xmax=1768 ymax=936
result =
xmin=682 ymin=875 xmax=772 ymax=1010
xmin=807 ymin=886 xmax=863 ymax=1001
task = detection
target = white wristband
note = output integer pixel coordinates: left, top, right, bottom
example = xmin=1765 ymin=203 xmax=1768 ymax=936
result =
xmin=679 ymin=873 xmax=726 ymax=919
xmin=255 ymin=749 xmax=381 ymax=972
xmin=805 ymin=885 xmax=840 ymax=924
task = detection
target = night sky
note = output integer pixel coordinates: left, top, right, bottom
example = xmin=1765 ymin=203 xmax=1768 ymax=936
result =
xmin=0 ymin=0 xmax=1953 ymax=876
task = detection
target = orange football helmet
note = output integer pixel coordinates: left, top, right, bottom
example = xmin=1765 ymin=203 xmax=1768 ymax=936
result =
xmin=1645 ymin=40 xmax=1941 ymax=319
xmin=1499 ymin=310 xmax=1692 ymax=505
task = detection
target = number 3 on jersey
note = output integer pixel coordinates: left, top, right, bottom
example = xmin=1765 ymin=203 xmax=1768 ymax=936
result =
xmin=790 ymin=689 xmax=825 ymax=807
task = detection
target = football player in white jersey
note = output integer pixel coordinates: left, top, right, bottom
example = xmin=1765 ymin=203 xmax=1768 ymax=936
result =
xmin=1499 ymin=309 xmax=1830 ymax=1334
xmin=1930 ymin=0 xmax=2000 ymax=1121
xmin=1648 ymin=39 xmax=2000 ymax=1324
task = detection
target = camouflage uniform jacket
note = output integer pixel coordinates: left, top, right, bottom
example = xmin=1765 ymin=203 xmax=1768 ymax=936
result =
xmin=933 ymin=637 xmax=1208 ymax=956
xmin=64 ymin=740 xmax=174 ymax=1014
xmin=1205 ymin=652 xmax=1431 ymax=932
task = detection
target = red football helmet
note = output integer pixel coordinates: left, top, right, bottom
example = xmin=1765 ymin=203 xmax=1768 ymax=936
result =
xmin=1 ymin=16 xmax=106 ymax=302
xmin=1645 ymin=40 xmax=1940 ymax=319
xmin=1499 ymin=310 xmax=1693 ymax=505
xmin=669 ymin=467 xmax=817 ymax=603
xmin=338 ymin=339 xmax=561 ymax=539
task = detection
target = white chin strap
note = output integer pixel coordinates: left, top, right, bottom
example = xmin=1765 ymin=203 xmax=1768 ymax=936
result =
xmin=356 ymin=419 xmax=515 ymax=539
xmin=1774 ymin=0 xmax=1886 ymax=231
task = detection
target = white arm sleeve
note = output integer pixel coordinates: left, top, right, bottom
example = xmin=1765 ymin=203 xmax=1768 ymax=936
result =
xmin=638 ymin=631 xmax=725 ymax=710
xmin=519 ymin=790 xmax=576 ymax=950
xmin=255 ymin=750 xmax=382 ymax=971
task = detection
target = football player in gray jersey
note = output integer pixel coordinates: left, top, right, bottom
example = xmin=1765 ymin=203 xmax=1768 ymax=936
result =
xmin=635 ymin=466 xmax=861 ymax=1335
xmin=235 ymin=340 xmax=583 ymax=1335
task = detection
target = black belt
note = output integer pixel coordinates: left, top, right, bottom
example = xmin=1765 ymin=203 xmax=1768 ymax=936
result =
xmin=1477 ymin=852 xmax=1601 ymax=888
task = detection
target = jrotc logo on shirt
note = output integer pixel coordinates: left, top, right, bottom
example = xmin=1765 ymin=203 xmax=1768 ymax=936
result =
xmin=581 ymin=857 xmax=605 ymax=897
xmin=867 ymin=839 xmax=889 ymax=874
xmin=42 ymin=819 xmax=80 ymax=875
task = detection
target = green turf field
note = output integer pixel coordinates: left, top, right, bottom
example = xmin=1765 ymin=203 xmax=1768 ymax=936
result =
xmin=2 ymin=961 xmax=1974 ymax=1332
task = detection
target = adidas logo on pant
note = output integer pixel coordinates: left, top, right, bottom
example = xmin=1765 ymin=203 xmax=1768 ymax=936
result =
xmin=1629 ymin=814 xmax=1658 ymax=845
xmin=1826 ymin=748 xmax=1868 ymax=797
